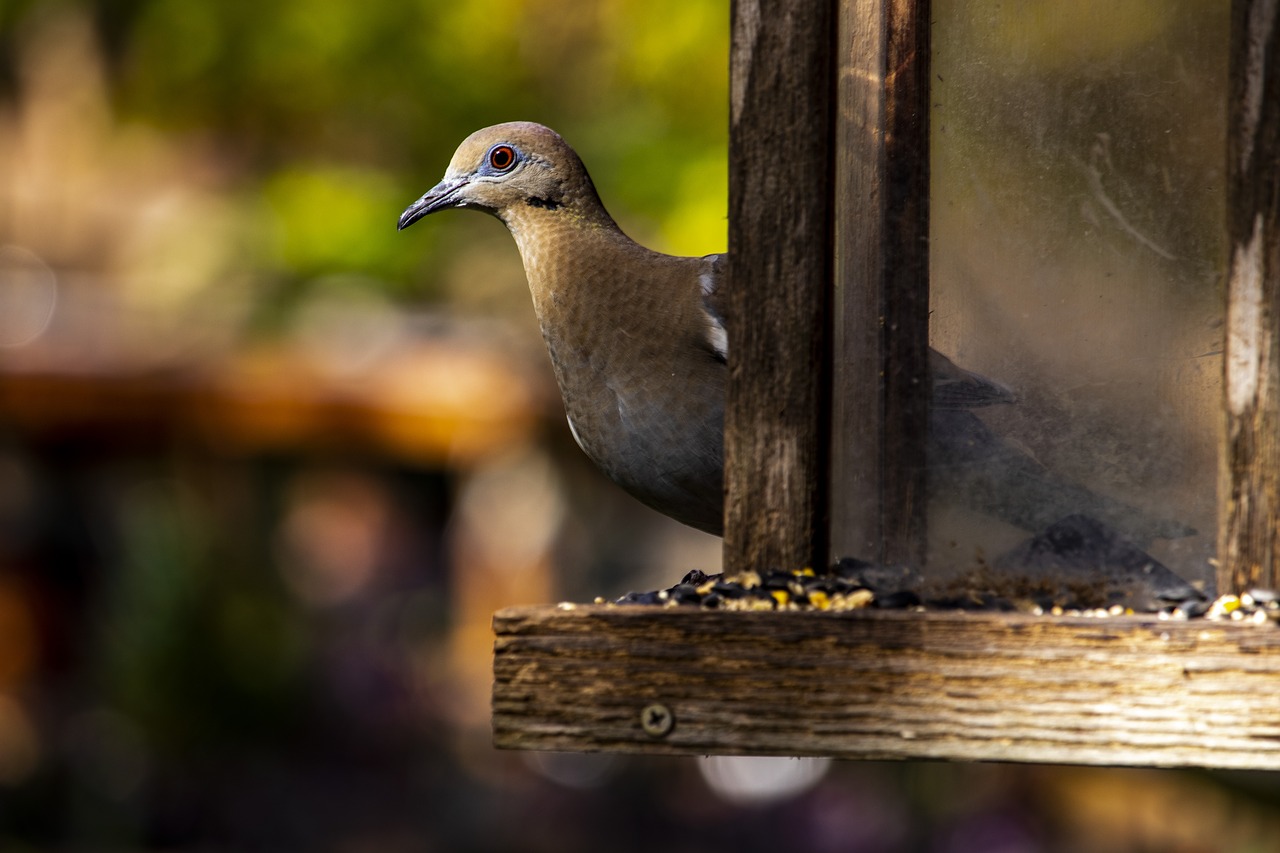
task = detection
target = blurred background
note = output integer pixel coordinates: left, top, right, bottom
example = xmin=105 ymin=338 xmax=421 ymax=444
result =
xmin=0 ymin=0 xmax=1273 ymax=850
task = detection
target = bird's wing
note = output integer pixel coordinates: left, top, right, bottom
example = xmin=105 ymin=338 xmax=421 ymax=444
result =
xmin=699 ymin=253 xmax=728 ymax=363
xmin=929 ymin=408 xmax=1195 ymax=543
xmin=702 ymin=252 xmax=1012 ymax=409
xmin=929 ymin=350 xmax=1017 ymax=409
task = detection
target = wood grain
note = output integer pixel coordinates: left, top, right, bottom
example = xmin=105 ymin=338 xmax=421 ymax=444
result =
xmin=830 ymin=0 xmax=931 ymax=565
xmin=725 ymin=0 xmax=835 ymax=574
xmin=1221 ymin=0 xmax=1280 ymax=593
xmin=494 ymin=605 xmax=1280 ymax=769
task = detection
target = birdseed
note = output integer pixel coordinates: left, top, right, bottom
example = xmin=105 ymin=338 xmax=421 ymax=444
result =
xmin=602 ymin=563 xmax=1278 ymax=625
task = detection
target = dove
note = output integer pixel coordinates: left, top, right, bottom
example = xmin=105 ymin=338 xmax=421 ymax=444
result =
xmin=399 ymin=122 xmax=1190 ymax=543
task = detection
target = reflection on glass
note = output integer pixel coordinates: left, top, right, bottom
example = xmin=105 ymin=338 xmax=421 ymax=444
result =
xmin=929 ymin=0 xmax=1225 ymax=598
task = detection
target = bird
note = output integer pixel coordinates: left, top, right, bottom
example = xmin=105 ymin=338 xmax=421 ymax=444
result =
xmin=398 ymin=121 xmax=1191 ymax=544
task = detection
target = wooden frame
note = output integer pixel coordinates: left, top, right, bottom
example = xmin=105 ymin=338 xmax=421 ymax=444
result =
xmin=1221 ymin=0 xmax=1280 ymax=593
xmin=493 ymin=0 xmax=1280 ymax=769
xmin=725 ymin=0 xmax=834 ymax=573
xmin=495 ymin=607 xmax=1280 ymax=770
xmin=725 ymin=0 xmax=931 ymax=572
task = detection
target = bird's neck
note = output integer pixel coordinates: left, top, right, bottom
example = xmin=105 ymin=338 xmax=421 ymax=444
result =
xmin=505 ymin=208 xmax=651 ymax=317
xmin=502 ymin=207 xmax=689 ymax=394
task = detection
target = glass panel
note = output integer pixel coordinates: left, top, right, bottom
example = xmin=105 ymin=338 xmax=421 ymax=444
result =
xmin=929 ymin=0 xmax=1226 ymax=603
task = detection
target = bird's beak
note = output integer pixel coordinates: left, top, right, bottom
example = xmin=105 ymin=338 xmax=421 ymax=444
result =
xmin=397 ymin=177 xmax=469 ymax=231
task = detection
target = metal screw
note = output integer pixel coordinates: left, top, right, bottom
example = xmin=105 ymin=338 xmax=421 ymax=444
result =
xmin=640 ymin=703 xmax=674 ymax=738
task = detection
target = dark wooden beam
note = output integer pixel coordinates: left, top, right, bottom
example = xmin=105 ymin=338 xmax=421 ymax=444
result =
xmin=494 ymin=605 xmax=1280 ymax=770
xmin=830 ymin=0 xmax=932 ymax=565
xmin=1221 ymin=0 xmax=1280 ymax=593
xmin=725 ymin=0 xmax=835 ymax=574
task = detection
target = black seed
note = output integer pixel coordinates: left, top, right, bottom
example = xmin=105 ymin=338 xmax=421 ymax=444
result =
xmin=711 ymin=583 xmax=750 ymax=599
xmin=1178 ymin=598 xmax=1211 ymax=618
xmin=669 ymin=584 xmax=703 ymax=605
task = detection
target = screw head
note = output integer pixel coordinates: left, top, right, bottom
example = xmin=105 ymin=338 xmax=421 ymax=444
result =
xmin=640 ymin=703 xmax=674 ymax=738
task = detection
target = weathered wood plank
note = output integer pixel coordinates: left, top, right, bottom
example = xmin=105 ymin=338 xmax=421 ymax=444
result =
xmin=493 ymin=605 xmax=1280 ymax=769
xmin=831 ymin=0 xmax=931 ymax=565
xmin=725 ymin=0 xmax=835 ymax=573
xmin=1221 ymin=0 xmax=1280 ymax=593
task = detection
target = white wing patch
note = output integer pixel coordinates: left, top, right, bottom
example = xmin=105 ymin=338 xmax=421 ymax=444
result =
xmin=698 ymin=258 xmax=728 ymax=361
xmin=698 ymin=271 xmax=716 ymax=298
xmin=706 ymin=312 xmax=728 ymax=361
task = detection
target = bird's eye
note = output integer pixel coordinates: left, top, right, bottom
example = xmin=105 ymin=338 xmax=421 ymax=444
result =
xmin=488 ymin=145 xmax=517 ymax=172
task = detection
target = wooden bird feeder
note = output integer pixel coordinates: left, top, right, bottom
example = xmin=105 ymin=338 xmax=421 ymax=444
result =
xmin=493 ymin=0 xmax=1280 ymax=769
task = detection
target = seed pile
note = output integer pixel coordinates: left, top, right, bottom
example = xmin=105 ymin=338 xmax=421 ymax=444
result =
xmin=611 ymin=565 xmax=890 ymax=612
xmin=599 ymin=560 xmax=1278 ymax=624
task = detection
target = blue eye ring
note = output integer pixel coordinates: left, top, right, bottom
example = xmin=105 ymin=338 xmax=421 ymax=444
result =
xmin=488 ymin=144 xmax=517 ymax=172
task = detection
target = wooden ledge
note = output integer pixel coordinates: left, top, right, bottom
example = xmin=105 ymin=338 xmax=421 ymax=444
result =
xmin=493 ymin=605 xmax=1280 ymax=769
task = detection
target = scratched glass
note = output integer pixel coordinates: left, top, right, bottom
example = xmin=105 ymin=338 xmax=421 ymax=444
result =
xmin=928 ymin=0 xmax=1226 ymax=599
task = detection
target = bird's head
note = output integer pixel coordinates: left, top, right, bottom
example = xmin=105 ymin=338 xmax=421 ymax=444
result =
xmin=397 ymin=122 xmax=604 ymax=232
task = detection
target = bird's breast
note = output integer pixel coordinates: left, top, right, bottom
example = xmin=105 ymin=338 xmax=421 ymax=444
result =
xmin=545 ymin=323 xmax=726 ymax=533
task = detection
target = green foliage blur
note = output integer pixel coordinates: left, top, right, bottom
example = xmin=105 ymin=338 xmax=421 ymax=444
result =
xmin=0 ymin=0 xmax=729 ymax=331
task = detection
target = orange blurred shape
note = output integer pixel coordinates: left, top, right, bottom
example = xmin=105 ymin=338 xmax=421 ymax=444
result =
xmin=201 ymin=341 xmax=543 ymax=466
xmin=0 ymin=577 xmax=38 ymax=690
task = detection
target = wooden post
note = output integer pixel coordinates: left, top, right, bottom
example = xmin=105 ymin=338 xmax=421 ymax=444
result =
xmin=725 ymin=0 xmax=835 ymax=573
xmin=1221 ymin=0 xmax=1280 ymax=594
xmin=829 ymin=0 xmax=932 ymax=565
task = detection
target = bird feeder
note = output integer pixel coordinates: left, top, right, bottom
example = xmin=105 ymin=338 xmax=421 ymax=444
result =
xmin=493 ymin=0 xmax=1280 ymax=769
